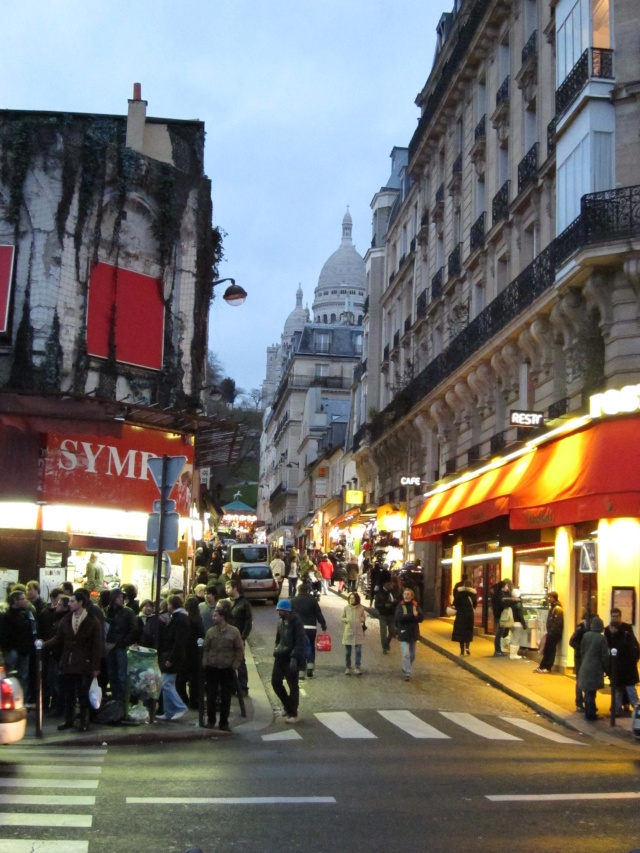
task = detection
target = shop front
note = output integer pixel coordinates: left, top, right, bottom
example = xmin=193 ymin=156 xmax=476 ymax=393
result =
xmin=0 ymin=424 xmax=195 ymax=597
xmin=412 ymin=407 xmax=640 ymax=669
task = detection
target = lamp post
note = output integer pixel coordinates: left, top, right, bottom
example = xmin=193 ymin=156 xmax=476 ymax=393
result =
xmin=212 ymin=277 xmax=247 ymax=307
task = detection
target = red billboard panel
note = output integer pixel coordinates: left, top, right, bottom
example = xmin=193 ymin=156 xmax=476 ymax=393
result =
xmin=86 ymin=263 xmax=164 ymax=370
xmin=0 ymin=245 xmax=16 ymax=335
xmin=42 ymin=425 xmax=194 ymax=514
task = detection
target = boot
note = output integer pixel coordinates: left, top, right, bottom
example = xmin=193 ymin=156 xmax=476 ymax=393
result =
xmin=509 ymin=645 xmax=522 ymax=660
xmin=57 ymin=718 xmax=74 ymax=731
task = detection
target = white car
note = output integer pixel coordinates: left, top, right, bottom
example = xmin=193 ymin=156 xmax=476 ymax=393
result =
xmin=0 ymin=664 xmax=27 ymax=744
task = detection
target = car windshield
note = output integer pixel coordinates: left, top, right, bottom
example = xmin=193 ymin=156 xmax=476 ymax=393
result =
xmin=239 ymin=567 xmax=271 ymax=580
xmin=232 ymin=546 xmax=268 ymax=564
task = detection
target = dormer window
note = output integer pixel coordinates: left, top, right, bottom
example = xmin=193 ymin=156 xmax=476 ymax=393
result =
xmin=316 ymin=331 xmax=330 ymax=353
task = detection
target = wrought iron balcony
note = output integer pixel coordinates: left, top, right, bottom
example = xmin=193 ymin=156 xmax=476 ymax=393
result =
xmin=583 ymin=184 xmax=640 ymax=244
xmin=431 ymin=266 xmax=444 ymax=300
xmin=467 ymin=444 xmax=481 ymax=464
xmin=490 ymin=431 xmax=506 ymax=454
xmin=517 ymin=142 xmax=538 ymax=195
xmin=522 ymin=29 xmax=537 ymax=65
xmin=547 ymin=397 xmax=569 ymax=420
xmin=470 ymin=211 xmax=486 ymax=253
xmin=416 ymin=289 xmax=427 ymax=319
xmin=547 ymin=117 xmax=557 ymax=159
xmin=448 ymin=243 xmax=462 ymax=279
xmin=492 ymin=179 xmax=510 ymax=226
xmin=435 ymin=182 xmax=445 ymax=205
xmin=555 ymin=48 xmax=614 ymax=119
xmin=404 ymin=315 xmax=412 ymax=334
xmin=474 ymin=113 xmax=486 ymax=140
xmin=496 ymin=75 xmax=510 ymax=107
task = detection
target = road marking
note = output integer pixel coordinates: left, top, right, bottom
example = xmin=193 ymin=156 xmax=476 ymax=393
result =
xmin=440 ymin=712 xmax=522 ymax=740
xmin=378 ymin=710 xmax=451 ymax=739
xmin=315 ymin=712 xmax=377 ymax=739
xmin=487 ymin=792 xmax=640 ymax=802
xmin=262 ymin=731 xmax=303 ymax=742
xmin=500 ymin=717 xmax=586 ymax=745
xmin=0 ymin=844 xmax=88 ymax=853
xmin=3 ymin=749 xmax=106 ymax=757
xmin=0 ymin=794 xmax=95 ymax=806
xmin=127 ymin=796 xmax=336 ymax=805
xmin=299 ymin=687 xmax=307 ymax=696
xmin=0 ymin=812 xmax=92 ymax=827
xmin=0 ymin=765 xmax=101 ymax=776
xmin=0 ymin=778 xmax=99 ymax=789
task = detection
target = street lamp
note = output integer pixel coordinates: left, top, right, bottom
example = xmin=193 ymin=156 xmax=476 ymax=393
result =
xmin=213 ymin=278 xmax=247 ymax=307
xmin=199 ymin=385 xmax=223 ymax=402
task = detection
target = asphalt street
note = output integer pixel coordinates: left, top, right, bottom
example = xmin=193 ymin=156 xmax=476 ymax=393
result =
xmin=0 ymin=592 xmax=639 ymax=852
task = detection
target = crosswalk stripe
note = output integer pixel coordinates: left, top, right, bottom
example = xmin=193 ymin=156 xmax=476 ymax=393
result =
xmin=127 ymin=796 xmax=336 ymax=805
xmin=315 ymin=712 xmax=377 ymax=739
xmin=0 ymin=812 xmax=92 ymax=827
xmin=4 ymin=749 xmax=106 ymax=757
xmin=0 ymin=794 xmax=95 ymax=806
xmin=439 ymin=712 xmax=522 ymax=740
xmin=500 ymin=717 xmax=586 ymax=745
xmin=0 ymin=778 xmax=99 ymax=789
xmin=378 ymin=710 xmax=451 ymax=739
xmin=0 ymin=844 xmax=88 ymax=853
xmin=262 ymin=730 xmax=303 ymax=741
xmin=0 ymin=765 xmax=101 ymax=776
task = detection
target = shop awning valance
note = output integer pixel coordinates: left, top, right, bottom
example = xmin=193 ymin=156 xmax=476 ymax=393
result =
xmin=332 ymin=507 xmax=362 ymax=529
xmin=509 ymin=417 xmax=640 ymax=530
xmin=411 ymin=453 xmax=535 ymax=541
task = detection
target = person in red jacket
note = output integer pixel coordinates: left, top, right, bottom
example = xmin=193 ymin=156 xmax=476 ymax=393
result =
xmin=317 ymin=555 xmax=334 ymax=596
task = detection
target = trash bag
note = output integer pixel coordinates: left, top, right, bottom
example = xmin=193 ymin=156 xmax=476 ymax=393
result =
xmin=94 ymin=699 xmax=125 ymax=725
xmin=127 ymin=701 xmax=150 ymax=724
xmin=127 ymin=645 xmax=162 ymax=700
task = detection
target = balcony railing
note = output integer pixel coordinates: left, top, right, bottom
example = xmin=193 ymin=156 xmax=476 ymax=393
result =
xmin=474 ymin=113 xmax=486 ymax=140
xmin=492 ymin=179 xmax=510 ymax=226
xmin=556 ymin=48 xmax=614 ymax=119
xmin=416 ymin=289 xmax=427 ymax=319
xmin=404 ymin=315 xmax=412 ymax=334
xmin=448 ymin=243 xmax=462 ymax=279
xmin=496 ymin=75 xmax=510 ymax=107
xmin=517 ymin=142 xmax=539 ymax=195
xmin=521 ymin=29 xmax=537 ymax=65
xmin=431 ymin=266 xmax=445 ymax=300
xmin=547 ymin=117 xmax=557 ymax=159
xmin=548 ymin=397 xmax=569 ymax=420
xmin=470 ymin=211 xmax=486 ymax=253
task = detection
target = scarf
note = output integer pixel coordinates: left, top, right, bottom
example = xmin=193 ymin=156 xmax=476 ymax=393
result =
xmin=72 ymin=608 xmax=88 ymax=635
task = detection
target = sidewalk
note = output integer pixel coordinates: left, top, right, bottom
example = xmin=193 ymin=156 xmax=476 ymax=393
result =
xmin=419 ymin=615 xmax=640 ymax=751
xmin=18 ymin=643 xmax=274 ymax=747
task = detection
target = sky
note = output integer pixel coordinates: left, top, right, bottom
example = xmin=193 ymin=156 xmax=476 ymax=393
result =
xmin=1 ymin=0 xmax=442 ymax=394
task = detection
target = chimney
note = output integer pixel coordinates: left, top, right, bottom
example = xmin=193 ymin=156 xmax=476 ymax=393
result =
xmin=125 ymin=82 xmax=147 ymax=153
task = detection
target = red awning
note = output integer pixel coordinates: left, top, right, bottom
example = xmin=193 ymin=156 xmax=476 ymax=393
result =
xmin=411 ymin=453 xmax=535 ymax=541
xmin=509 ymin=416 xmax=640 ymax=530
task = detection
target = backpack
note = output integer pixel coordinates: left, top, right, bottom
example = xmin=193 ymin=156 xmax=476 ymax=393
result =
xmin=93 ymin=699 xmax=125 ymax=725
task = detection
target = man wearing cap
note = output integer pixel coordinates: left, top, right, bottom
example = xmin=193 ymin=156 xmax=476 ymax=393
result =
xmin=104 ymin=589 xmax=138 ymax=703
xmin=271 ymin=598 xmax=306 ymax=724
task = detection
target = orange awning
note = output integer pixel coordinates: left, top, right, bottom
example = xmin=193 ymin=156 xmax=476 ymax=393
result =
xmin=411 ymin=453 xmax=535 ymax=541
xmin=509 ymin=416 xmax=640 ymax=530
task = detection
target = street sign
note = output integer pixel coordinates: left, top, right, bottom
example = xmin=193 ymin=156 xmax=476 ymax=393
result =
xmin=146 ymin=511 xmax=180 ymax=552
xmin=152 ymin=499 xmax=176 ymax=513
xmin=147 ymin=456 xmax=187 ymax=494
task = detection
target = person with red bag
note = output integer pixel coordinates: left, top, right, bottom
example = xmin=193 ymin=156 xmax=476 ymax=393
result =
xmin=291 ymin=582 xmax=327 ymax=679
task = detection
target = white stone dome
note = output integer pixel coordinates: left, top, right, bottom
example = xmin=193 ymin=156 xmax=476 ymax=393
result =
xmin=313 ymin=209 xmax=366 ymax=321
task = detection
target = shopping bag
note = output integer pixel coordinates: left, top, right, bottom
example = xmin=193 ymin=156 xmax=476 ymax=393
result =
xmin=88 ymin=677 xmax=102 ymax=710
xmin=446 ymin=606 xmax=456 ymax=617
xmin=316 ymin=632 xmax=332 ymax=652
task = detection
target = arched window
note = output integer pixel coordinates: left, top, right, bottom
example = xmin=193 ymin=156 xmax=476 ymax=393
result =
xmin=330 ymin=313 xmax=336 ymax=322
xmin=323 ymin=314 xmax=328 ymax=323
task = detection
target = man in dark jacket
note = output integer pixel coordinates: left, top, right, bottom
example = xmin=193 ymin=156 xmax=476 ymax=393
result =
xmin=0 ymin=589 xmax=37 ymax=699
xmin=225 ymin=578 xmax=252 ymax=695
xmin=605 ymin=607 xmax=639 ymax=714
xmin=569 ymin=614 xmax=589 ymax=710
xmin=535 ymin=591 xmax=564 ymax=673
xmin=156 ymin=594 xmax=189 ymax=721
xmin=395 ymin=588 xmax=424 ymax=681
xmin=374 ymin=581 xmax=399 ymax=654
xmin=105 ymin=589 xmax=138 ymax=702
xmin=271 ymin=598 xmax=305 ymax=724
xmin=491 ymin=579 xmax=511 ymax=657
xmin=291 ymin=582 xmax=327 ymax=678
xmin=42 ymin=590 xmax=102 ymax=732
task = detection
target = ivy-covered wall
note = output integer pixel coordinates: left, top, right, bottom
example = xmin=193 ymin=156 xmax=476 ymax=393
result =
xmin=0 ymin=108 xmax=220 ymax=408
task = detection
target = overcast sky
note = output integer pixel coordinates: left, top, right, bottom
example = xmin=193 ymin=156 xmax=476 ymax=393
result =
xmin=1 ymin=0 xmax=441 ymax=394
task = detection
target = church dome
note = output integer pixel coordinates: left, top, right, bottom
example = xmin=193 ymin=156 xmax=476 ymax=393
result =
xmin=314 ymin=210 xmax=366 ymax=320
xmin=282 ymin=285 xmax=308 ymax=338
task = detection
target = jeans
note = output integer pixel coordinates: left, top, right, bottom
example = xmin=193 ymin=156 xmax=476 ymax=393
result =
xmin=205 ymin=666 xmax=234 ymax=726
xmin=378 ymin=616 xmax=396 ymax=651
xmin=400 ymin=641 xmax=417 ymax=676
xmin=303 ymin=628 xmax=317 ymax=668
xmin=616 ymin=685 xmax=639 ymax=711
xmin=494 ymin=625 xmax=505 ymax=654
xmin=161 ymin=672 xmax=187 ymax=718
xmin=271 ymin=657 xmax=299 ymax=717
xmin=344 ymin=644 xmax=362 ymax=670
xmin=5 ymin=650 xmax=30 ymax=701
xmin=584 ymin=689 xmax=598 ymax=720
xmin=288 ymin=577 xmax=298 ymax=598
xmin=321 ymin=578 xmax=329 ymax=595
xmin=107 ymin=647 xmax=128 ymax=702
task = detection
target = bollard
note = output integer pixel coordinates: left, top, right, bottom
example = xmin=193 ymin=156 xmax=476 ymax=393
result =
xmin=233 ymin=670 xmax=247 ymax=718
xmin=197 ymin=638 xmax=205 ymax=728
xmin=34 ymin=640 xmax=43 ymax=739
xmin=610 ymin=647 xmax=618 ymax=728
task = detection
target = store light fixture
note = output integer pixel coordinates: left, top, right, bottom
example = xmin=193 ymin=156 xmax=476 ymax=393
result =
xmin=212 ymin=277 xmax=248 ymax=307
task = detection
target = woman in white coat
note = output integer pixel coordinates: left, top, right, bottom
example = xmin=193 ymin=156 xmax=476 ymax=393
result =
xmin=342 ymin=592 xmax=366 ymax=676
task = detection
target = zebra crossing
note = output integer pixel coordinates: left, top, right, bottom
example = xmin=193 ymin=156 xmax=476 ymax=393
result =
xmin=261 ymin=710 xmax=586 ymax=745
xmin=0 ymin=745 xmax=106 ymax=852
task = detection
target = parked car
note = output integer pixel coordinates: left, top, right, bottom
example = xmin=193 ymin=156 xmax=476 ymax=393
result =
xmin=237 ymin=565 xmax=280 ymax=604
xmin=230 ymin=544 xmax=269 ymax=573
xmin=0 ymin=661 xmax=27 ymax=744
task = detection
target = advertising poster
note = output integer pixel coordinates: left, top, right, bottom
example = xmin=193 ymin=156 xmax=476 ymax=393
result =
xmin=40 ymin=567 xmax=66 ymax=602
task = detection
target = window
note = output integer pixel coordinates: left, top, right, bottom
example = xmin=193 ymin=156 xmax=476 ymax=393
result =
xmin=496 ymin=254 xmax=509 ymax=293
xmin=330 ymin=313 xmax=336 ymax=323
xmin=354 ymin=334 xmax=363 ymax=355
xmin=592 ymin=0 xmax=610 ymax=48
xmin=557 ymin=134 xmax=589 ymax=231
xmin=557 ymin=0 xmax=590 ymax=85
xmin=315 ymin=363 xmax=329 ymax=377
xmin=316 ymin=332 xmax=330 ymax=353
xmin=86 ymin=263 xmax=164 ymax=369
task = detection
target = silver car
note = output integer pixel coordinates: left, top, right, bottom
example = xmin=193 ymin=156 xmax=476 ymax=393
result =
xmin=0 ymin=663 xmax=27 ymax=744
xmin=237 ymin=565 xmax=280 ymax=604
